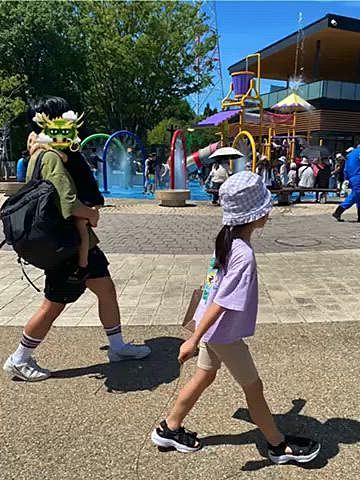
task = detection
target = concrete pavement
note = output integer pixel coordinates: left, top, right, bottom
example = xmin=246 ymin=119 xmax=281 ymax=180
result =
xmin=0 ymin=324 xmax=359 ymax=480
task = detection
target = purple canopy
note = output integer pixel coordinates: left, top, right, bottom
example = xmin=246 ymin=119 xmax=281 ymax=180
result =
xmin=196 ymin=109 xmax=240 ymax=127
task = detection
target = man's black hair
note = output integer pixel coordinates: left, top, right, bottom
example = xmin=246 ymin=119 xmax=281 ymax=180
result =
xmin=28 ymin=96 xmax=70 ymax=133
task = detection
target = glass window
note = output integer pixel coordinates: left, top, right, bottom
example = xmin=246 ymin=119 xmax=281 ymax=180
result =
xmin=308 ymin=81 xmax=322 ymax=99
xmin=355 ymin=84 xmax=360 ymax=101
xmin=341 ymin=82 xmax=356 ymax=100
xmin=324 ymin=81 xmax=341 ymax=99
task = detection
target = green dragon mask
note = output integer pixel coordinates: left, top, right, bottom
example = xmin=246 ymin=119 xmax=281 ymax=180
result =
xmin=32 ymin=110 xmax=84 ymax=151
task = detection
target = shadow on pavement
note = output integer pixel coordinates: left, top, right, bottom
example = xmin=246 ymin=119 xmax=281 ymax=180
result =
xmin=202 ymin=399 xmax=360 ymax=471
xmin=51 ymin=336 xmax=183 ymax=392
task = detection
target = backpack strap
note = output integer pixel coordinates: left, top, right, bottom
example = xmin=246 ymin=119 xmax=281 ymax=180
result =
xmin=17 ymin=257 xmax=41 ymax=292
xmin=31 ymin=150 xmax=47 ymax=181
xmin=0 ymin=239 xmax=6 ymax=249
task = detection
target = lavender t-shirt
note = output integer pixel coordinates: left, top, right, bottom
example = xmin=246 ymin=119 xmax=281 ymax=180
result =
xmin=194 ymin=239 xmax=258 ymax=344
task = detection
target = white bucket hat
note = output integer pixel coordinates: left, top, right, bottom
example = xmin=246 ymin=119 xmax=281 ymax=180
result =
xmin=219 ymin=171 xmax=272 ymax=226
xmin=278 ymin=156 xmax=287 ymax=162
xmin=346 ymin=147 xmax=354 ymax=153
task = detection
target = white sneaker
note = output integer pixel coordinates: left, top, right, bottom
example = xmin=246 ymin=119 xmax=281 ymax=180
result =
xmin=108 ymin=343 xmax=151 ymax=362
xmin=3 ymin=355 xmax=51 ymax=382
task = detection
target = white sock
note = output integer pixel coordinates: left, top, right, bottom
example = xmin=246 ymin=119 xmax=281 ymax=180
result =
xmin=12 ymin=332 xmax=43 ymax=364
xmin=104 ymin=325 xmax=125 ymax=351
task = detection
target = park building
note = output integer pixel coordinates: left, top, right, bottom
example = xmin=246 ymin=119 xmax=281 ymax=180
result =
xmin=228 ymin=13 xmax=360 ymax=154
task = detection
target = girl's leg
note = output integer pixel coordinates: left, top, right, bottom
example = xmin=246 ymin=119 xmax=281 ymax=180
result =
xmin=75 ymin=218 xmax=89 ymax=267
xmin=210 ymin=340 xmax=283 ymax=446
xmin=242 ymin=378 xmax=284 ymax=446
xmin=152 ymin=344 xmax=219 ymax=451
xmin=166 ymin=367 xmax=217 ymax=430
xmin=242 ymin=378 xmax=321 ymax=464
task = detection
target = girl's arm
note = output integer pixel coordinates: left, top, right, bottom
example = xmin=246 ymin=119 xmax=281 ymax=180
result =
xmin=178 ymin=302 xmax=225 ymax=364
xmin=192 ymin=302 xmax=225 ymax=344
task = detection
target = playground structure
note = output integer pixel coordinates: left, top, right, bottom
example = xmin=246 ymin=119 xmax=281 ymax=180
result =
xmin=194 ymin=53 xmax=314 ymax=173
xmin=102 ymin=131 xmax=146 ymax=194
xmin=82 ymin=54 xmax=314 ymax=200
xmin=156 ymin=129 xmax=191 ymax=207
xmin=186 ymin=142 xmax=219 ymax=174
xmin=81 ymin=131 xmax=146 ymax=194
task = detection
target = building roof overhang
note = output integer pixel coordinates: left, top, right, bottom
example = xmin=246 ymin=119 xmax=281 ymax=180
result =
xmin=228 ymin=14 xmax=360 ymax=83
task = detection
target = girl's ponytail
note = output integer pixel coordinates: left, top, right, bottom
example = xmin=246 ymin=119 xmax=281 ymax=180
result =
xmin=215 ymin=225 xmax=233 ymax=270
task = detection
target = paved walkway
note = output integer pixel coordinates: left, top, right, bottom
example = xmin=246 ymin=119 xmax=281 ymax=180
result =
xmin=97 ymin=202 xmax=360 ymax=254
xmin=0 ymin=248 xmax=360 ymax=326
xmin=1 ymin=200 xmax=360 ymax=255
xmin=1 ymin=201 xmax=360 ymax=326
xmin=0 ymin=198 xmax=359 ymax=479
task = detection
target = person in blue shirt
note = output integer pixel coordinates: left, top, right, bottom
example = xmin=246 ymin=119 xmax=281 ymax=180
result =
xmin=333 ymin=146 xmax=360 ymax=222
xmin=16 ymin=151 xmax=29 ymax=182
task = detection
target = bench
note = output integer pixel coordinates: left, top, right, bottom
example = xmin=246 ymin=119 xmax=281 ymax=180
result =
xmin=270 ymin=187 xmax=340 ymax=206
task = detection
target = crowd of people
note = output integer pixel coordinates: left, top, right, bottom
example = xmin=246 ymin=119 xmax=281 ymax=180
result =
xmin=254 ymin=152 xmax=348 ymax=198
xmin=203 ymin=149 xmax=349 ymax=206
xmin=203 ymin=145 xmax=360 ymax=224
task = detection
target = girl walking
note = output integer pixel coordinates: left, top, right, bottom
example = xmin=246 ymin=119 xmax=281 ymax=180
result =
xmin=151 ymin=172 xmax=320 ymax=464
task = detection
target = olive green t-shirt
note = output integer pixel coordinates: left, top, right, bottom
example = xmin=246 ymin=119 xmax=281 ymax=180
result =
xmin=26 ymin=149 xmax=99 ymax=249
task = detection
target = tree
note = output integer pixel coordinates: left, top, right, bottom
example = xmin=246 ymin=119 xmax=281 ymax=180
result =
xmin=0 ymin=1 xmax=87 ymax=109
xmin=0 ymin=0 xmax=216 ymax=141
xmin=76 ymin=0 xmax=216 ymax=136
xmin=162 ymin=99 xmax=195 ymax=124
xmin=0 ymin=72 xmax=26 ymax=128
xmin=203 ymin=102 xmax=218 ymax=118
xmin=147 ymin=118 xmax=184 ymax=147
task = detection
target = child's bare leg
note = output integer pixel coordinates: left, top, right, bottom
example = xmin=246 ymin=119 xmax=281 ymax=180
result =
xmin=75 ymin=218 xmax=89 ymax=267
xmin=166 ymin=367 xmax=217 ymax=430
xmin=242 ymin=378 xmax=284 ymax=446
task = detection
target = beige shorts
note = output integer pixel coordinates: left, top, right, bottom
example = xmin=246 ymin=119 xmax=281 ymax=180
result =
xmin=197 ymin=339 xmax=259 ymax=386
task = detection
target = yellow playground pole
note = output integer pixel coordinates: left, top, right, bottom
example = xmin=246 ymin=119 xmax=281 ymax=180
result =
xmin=233 ymin=130 xmax=257 ymax=173
xmin=290 ymin=112 xmax=297 ymax=159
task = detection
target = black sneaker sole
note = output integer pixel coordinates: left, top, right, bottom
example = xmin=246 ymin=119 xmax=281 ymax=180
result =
xmin=268 ymin=443 xmax=321 ymax=464
xmin=151 ymin=429 xmax=201 ymax=453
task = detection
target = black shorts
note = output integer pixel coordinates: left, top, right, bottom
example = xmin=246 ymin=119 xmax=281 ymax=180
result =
xmin=44 ymin=246 xmax=110 ymax=304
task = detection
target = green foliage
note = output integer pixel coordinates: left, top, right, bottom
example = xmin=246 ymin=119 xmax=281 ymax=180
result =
xmin=0 ymin=0 xmax=216 ymax=157
xmin=189 ymin=127 xmax=219 ymax=152
xmin=162 ymin=99 xmax=196 ymax=124
xmin=0 ymin=1 xmax=87 ymax=108
xmin=147 ymin=118 xmax=182 ymax=146
xmin=0 ymin=72 xmax=26 ymax=127
xmin=76 ymin=0 xmax=216 ymax=135
xmin=148 ymin=99 xmax=221 ymax=154
xmin=203 ymin=102 xmax=218 ymax=118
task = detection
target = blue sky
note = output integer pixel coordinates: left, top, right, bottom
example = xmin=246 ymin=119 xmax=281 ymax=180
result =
xmin=201 ymin=1 xmax=360 ymax=109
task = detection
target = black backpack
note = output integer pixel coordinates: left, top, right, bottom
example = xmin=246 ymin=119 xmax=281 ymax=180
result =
xmin=0 ymin=151 xmax=79 ymax=270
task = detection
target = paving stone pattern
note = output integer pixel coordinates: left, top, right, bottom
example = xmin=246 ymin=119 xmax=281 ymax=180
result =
xmin=1 ymin=248 xmax=360 ymax=327
xmin=97 ymin=210 xmax=360 ymax=254
xmin=1 ymin=199 xmax=360 ymax=326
